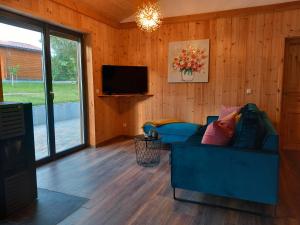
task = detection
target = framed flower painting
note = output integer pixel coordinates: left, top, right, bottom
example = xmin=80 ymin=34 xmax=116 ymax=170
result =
xmin=168 ymin=39 xmax=210 ymax=83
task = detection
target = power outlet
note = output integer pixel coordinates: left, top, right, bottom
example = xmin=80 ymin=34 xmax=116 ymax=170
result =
xmin=246 ymin=88 xmax=252 ymax=95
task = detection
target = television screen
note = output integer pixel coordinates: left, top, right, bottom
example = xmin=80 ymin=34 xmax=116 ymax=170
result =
xmin=102 ymin=65 xmax=148 ymax=95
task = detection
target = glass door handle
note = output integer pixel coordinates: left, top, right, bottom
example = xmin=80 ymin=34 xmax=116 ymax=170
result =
xmin=50 ymin=91 xmax=55 ymax=100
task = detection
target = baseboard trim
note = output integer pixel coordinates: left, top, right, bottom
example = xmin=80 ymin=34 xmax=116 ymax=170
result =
xmin=95 ymin=135 xmax=132 ymax=147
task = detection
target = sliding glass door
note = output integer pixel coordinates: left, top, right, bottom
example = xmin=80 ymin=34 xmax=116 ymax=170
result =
xmin=49 ymin=32 xmax=85 ymax=153
xmin=0 ymin=10 xmax=87 ymax=163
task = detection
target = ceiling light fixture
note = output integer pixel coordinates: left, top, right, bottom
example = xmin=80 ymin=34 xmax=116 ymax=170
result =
xmin=135 ymin=1 xmax=162 ymax=32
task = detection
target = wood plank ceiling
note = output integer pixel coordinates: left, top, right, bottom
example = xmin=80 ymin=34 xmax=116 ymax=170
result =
xmin=53 ymin=0 xmax=292 ymax=24
xmin=79 ymin=0 xmax=139 ymax=22
xmin=52 ymin=0 xmax=297 ymax=25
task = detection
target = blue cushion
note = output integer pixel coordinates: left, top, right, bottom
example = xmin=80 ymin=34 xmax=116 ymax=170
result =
xmin=143 ymin=122 xmax=201 ymax=137
xmin=233 ymin=104 xmax=266 ymax=149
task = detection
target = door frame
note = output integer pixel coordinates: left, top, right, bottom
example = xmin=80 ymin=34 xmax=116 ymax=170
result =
xmin=0 ymin=9 xmax=88 ymax=165
xmin=280 ymin=37 xmax=300 ymax=151
xmin=0 ymin=57 xmax=2 ymax=101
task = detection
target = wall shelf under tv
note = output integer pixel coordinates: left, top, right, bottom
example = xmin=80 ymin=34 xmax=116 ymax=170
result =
xmin=98 ymin=94 xmax=154 ymax=97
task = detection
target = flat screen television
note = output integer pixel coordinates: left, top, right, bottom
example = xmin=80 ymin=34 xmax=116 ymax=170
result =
xmin=102 ymin=65 xmax=148 ymax=95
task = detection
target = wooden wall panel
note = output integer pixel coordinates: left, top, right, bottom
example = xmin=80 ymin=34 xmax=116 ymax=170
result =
xmin=2 ymin=0 xmax=300 ymax=143
xmin=117 ymin=8 xmax=300 ymax=136
xmin=0 ymin=0 xmax=122 ymax=146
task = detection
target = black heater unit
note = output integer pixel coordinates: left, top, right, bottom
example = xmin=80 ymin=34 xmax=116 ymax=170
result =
xmin=0 ymin=102 xmax=37 ymax=218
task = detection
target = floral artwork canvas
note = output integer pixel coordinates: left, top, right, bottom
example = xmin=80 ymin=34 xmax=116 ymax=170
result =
xmin=168 ymin=39 xmax=209 ymax=83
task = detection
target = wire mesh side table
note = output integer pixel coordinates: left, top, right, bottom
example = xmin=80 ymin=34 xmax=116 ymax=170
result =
xmin=134 ymin=135 xmax=161 ymax=167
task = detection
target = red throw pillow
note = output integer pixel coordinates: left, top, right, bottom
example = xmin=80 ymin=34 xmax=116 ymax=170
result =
xmin=219 ymin=105 xmax=242 ymax=119
xmin=201 ymin=112 xmax=237 ymax=146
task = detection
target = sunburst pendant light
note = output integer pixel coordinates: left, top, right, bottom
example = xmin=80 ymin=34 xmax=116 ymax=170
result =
xmin=135 ymin=1 xmax=162 ymax=32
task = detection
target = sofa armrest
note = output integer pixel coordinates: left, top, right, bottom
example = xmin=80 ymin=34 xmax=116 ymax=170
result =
xmin=171 ymin=143 xmax=280 ymax=204
xmin=262 ymin=134 xmax=279 ymax=152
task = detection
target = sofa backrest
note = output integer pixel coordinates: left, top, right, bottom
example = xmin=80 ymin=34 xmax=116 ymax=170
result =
xmin=205 ymin=104 xmax=279 ymax=152
xmin=206 ymin=116 xmax=218 ymax=124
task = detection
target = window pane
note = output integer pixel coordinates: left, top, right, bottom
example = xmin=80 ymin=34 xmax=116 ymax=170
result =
xmin=0 ymin=22 xmax=49 ymax=160
xmin=50 ymin=34 xmax=84 ymax=152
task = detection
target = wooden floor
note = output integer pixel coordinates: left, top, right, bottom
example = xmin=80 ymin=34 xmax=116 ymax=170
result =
xmin=35 ymin=138 xmax=300 ymax=225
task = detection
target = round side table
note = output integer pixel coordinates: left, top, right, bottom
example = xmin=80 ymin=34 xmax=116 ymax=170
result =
xmin=134 ymin=135 xmax=161 ymax=167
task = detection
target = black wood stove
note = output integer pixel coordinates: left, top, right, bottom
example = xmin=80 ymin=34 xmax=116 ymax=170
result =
xmin=0 ymin=102 xmax=37 ymax=218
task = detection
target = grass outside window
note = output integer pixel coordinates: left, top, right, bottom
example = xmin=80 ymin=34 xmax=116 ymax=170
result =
xmin=2 ymin=82 xmax=80 ymax=105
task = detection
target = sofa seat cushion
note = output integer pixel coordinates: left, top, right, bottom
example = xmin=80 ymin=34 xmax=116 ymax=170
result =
xmin=143 ymin=122 xmax=201 ymax=137
xmin=233 ymin=103 xmax=266 ymax=149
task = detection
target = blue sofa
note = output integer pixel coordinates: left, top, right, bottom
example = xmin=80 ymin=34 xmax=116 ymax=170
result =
xmin=171 ymin=104 xmax=280 ymax=206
